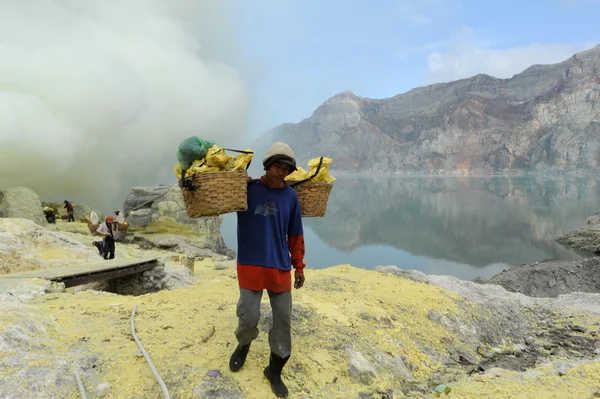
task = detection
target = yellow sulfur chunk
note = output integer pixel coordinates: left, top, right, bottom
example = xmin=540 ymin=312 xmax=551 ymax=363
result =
xmin=224 ymin=158 xmax=237 ymax=171
xmin=206 ymin=145 xmax=222 ymax=158
xmin=174 ymin=163 xmax=183 ymax=179
xmin=207 ymin=152 xmax=233 ymax=169
xmin=174 ymin=145 xmax=255 ymax=179
xmin=308 ymin=157 xmax=332 ymax=168
xmin=190 ymin=164 xmax=219 ymax=174
xmin=309 ymin=167 xmax=331 ymax=183
xmin=232 ymin=150 xmax=254 ymax=171
xmin=285 ymin=167 xmax=310 ymax=181
xmin=285 ymin=156 xmax=336 ymax=184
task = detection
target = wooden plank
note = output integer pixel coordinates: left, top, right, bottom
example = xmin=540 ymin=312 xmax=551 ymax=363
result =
xmin=58 ymin=261 xmax=157 ymax=288
xmin=2 ymin=258 xmax=158 ymax=280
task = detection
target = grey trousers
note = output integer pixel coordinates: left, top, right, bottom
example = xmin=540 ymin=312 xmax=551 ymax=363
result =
xmin=235 ymin=288 xmax=292 ymax=358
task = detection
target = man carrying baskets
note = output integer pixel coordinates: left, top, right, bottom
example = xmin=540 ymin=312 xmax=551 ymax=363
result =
xmin=229 ymin=142 xmax=306 ymax=398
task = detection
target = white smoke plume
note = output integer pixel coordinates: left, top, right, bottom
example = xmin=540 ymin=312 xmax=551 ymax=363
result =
xmin=0 ymin=0 xmax=250 ymax=211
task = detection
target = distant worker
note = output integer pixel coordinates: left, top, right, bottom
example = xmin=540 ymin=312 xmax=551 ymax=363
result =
xmin=95 ymin=216 xmax=115 ymax=260
xmin=114 ymin=210 xmax=125 ymax=230
xmin=43 ymin=206 xmax=56 ymax=224
xmin=64 ymin=200 xmax=75 ymax=222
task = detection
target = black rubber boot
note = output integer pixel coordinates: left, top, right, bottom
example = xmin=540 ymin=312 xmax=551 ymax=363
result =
xmin=263 ymin=352 xmax=290 ymax=398
xmin=229 ymin=343 xmax=251 ymax=372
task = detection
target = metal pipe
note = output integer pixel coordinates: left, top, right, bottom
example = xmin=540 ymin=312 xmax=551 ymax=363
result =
xmin=73 ymin=367 xmax=88 ymax=399
xmin=130 ymin=305 xmax=171 ymax=399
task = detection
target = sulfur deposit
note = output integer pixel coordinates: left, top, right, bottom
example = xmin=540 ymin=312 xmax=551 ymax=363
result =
xmin=2 ymin=219 xmax=600 ymax=398
xmin=0 ymin=218 xmax=100 ymax=274
xmin=286 ymin=157 xmax=336 ymax=184
xmin=174 ymin=145 xmax=254 ymax=179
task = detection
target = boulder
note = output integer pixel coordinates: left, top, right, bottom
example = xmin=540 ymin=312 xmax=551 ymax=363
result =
xmin=123 ymin=185 xmax=230 ymax=254
xmin=0 ymin=218 xmax=99 ymax=275
xmin=0 ymin=187 xmax=46 ymax=225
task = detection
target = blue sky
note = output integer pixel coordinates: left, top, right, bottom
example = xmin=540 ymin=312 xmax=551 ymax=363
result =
xmin=229 ymin=0 xmax=599 ymax=139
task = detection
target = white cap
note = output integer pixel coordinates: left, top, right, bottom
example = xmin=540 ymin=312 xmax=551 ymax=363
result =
xmin=262 ymin=142 xmax=297 ymax=171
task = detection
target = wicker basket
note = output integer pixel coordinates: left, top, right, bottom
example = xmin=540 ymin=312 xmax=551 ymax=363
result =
xmin=179 ymin=170 xmax=249 ymax=217
xmin=290 ymin=181 xmax=333 ymax=217
xmin=87 ymin=223 xmax=99 ymax=234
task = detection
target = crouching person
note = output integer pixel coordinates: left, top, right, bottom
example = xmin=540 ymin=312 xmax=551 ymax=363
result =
xmin=229 ymin=142 xmax=306 ymax=398
xmin=95 ymin=216 xmax=115 ymax=260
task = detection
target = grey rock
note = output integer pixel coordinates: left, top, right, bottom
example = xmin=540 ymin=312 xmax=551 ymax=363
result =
xmin=489 ymin=257 xmax=600 ymax=298
xmin=214 ymin=260 xmax=230 ymax=270
xmin=94 ymin=382 xmax=110 ymax=397
xmin=373 ymin=352 xmax=411 ymax=379
xmin=0 ymin=187 xmax=46 ymax=225
xmin=557 ymin=212 xmax=600 ymax=253
xmin=347 ymin=350 xmax=378 ymax=384
xmin=151 ymin=236 xmax=184 ymax=249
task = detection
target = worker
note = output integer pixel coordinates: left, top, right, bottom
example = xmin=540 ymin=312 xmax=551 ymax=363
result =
xmin=95 ymin=216 xmax=115 ymax=260
xmin=229 ymin=142 xmax=306 ymax=398
xmin=43 ymin=206 xmax=56 ymax=224
xmin=64 ymin=200 xmax=75 ymax=222
xmin=114 ymin=210 xmax=125 ymax=230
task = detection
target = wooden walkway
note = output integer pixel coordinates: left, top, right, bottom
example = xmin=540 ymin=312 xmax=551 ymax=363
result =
xmin=2 ymin=258 xmax=158 ymax=288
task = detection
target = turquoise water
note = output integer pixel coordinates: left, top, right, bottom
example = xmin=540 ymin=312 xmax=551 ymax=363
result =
xmin=220 ymin=176 xmax=600 ymax=280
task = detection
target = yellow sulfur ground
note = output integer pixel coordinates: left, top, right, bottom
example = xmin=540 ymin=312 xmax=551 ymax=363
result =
xmin=3 ymin=224 xmax=600 ymax=398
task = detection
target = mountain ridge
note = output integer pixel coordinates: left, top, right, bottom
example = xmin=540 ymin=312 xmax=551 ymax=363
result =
xmin=252 ymin=45 xmax=600 ymax=174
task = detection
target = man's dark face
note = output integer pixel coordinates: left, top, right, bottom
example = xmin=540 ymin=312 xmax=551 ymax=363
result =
xmin=266 ymin=162 xmax=291 ymax=181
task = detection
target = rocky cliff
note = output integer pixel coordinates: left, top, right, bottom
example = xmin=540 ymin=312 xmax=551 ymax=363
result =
xmin=253 ymin=45 xmax=600 ymax=174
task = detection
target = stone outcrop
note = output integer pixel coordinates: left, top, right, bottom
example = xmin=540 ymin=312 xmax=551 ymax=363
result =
xmin=99 ymin=261 xmax=197 ymax=296
xmin=483 ymin=257 xmax=600 ymax=298
xmin=0 ymin=218 xmax=99 ymax=275
xmin=556 ymin=211 xmax=600 ymax=254
xmin=123 ymin=185 xmax=231 ymax=256
xmin=0 ymin=187 xmax=46 ymax=225
xmin=253 ymin=45 xmax=600 ymax=175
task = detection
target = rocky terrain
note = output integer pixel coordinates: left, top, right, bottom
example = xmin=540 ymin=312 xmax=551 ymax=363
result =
xmin=0 ymin=217 xmax=600 ymax=398
xmin=2 ymin=183 xmax=600 ymax=398
xmin=479 ymin=257 xmax=600 ymax=298
xmin=252 ymin=45 xmax=600 ymax=175
xmin=3 ymin=263 xmax=600 ymax=398
xmin=557 ymin=211 xmax=600 ymax=254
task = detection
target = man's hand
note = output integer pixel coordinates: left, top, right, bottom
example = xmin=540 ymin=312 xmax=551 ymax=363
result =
xmin=294 ymin=269 xmax=305 ymax=289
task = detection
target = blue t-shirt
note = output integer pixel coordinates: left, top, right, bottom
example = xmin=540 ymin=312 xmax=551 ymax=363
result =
xmin=237 ymin=180 xmax=304 ymax=271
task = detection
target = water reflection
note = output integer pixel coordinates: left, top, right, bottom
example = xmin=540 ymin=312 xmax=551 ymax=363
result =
xmin=304 ymin=176 xmax=600 ymax=267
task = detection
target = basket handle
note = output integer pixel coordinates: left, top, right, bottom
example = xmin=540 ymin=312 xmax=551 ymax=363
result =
xmin=290 ymin=157 xmax=323 ymax=188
